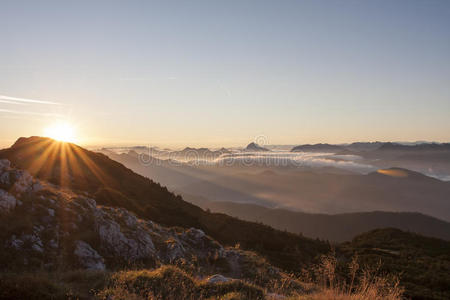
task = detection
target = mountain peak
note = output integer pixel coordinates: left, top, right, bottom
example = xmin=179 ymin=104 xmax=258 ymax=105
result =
xmin=11 ymin=136 xmax=55 ymax=148
xmin=245 ymin=142 xmax=269 ymax=152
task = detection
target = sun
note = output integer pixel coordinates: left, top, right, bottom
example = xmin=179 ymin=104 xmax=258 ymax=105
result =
xmin=43 ymin=122 xmax=77 ymax=143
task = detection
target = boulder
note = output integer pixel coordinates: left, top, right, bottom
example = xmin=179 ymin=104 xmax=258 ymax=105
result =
xmin=0 ymin=189 xmax=16 ymax=212
xmin=207 ymin=274 xmax=231 ymax=284
xmin=187 ymin=228 xmax=205 ymax=240
xmin=0 ymin=171 xmax=11 ymax=186
xmin=32 ymin=182 xmax=43 ymax=192
xmin=74 ymin=240 xmax=106 ymax=270
xmin=94 ymin=209 xmax=155 ymax=261
xmin=0 ymin=159 xmax=10 ymax=171
xmin=20 ymin=234 xmax=44 ymax=253
xmin=165 ymin=239 xmax=186 ymax=262
xmin=11 ymin=170 xmax=33 ymax=194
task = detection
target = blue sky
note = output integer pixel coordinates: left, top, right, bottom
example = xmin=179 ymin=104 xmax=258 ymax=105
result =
xmin=1 ymin=0 xmax=449 ymax=147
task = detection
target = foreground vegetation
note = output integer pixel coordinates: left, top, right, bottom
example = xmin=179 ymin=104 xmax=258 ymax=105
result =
xmin=341 ymin=228 xmax=450 ymax=299
xmin=0 ymin=251 xmax=404 ymax=300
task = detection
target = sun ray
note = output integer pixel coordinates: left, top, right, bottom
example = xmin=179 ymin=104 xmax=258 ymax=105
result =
xmin=69 ymin=144 xmax=111 ymax=187
xmin=25 ymin=139 xmax=58 ymax=176
xmin=59 ymin=143 xmax=69 ymax=187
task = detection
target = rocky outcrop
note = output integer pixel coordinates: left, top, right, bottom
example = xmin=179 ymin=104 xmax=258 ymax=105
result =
xmin=207 ymin=274 xmax=231 ymax=284
xmin=93 ymin=207 xmax=156 ymax=261
xmin=74 ymin=240 xmax=105 ymax=270
xmin=0 ymin=159 xmax=278 ymax=282
xmin=0 ymin=189 xmax=16 ymax=212
xmin=0 ymin=158 xmax=36 ymax=195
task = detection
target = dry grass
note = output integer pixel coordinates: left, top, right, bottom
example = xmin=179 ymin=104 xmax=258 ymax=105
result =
xmin=287 ymin=252 xmax=404 ymax=300
xmin=96 ymin=265 xmax=264 ymax=300
xmin=0 ymin=252 xmax=404 ymax=300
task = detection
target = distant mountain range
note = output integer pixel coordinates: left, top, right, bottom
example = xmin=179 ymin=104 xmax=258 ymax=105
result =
xmin=377 ymin=142 xmax=450 ymax=152
xmin=288 ymin=141 xmax=450 ymax=180
xmin=104 ymin=148 xmax=450 ymax=221
xmin=98 ymin=147 xmax=450 ymax=247
xmin=290 ymin=141 xmax=450 ymax=153
xmin=291 ymin=143 xmax=344 ymax=152
xmin=124 ymin=146 xmax=230 ymax=162
xmin=185 ymin=198 xmax=450 ymax=242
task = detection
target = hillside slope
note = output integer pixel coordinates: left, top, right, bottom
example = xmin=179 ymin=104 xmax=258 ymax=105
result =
xmin=186 ymin=198 xmax=450 ymax=242
xmin=341 ymin=228 xmax=450 ymax=300
xmin=0 ymin=137 xmax=328 ymax=270
xmin=0 ymin=158 xmax=304 ymax=299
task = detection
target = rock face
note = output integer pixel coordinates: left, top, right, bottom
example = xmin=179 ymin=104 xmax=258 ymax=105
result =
xmin=74 ymin=240 xmax=105 ymax=270
xmin=0 ymin=159 xmax=273 ymax=281
xmin=0 ymin=158 xmax=34 ymax=195
xmin=0 ymin=189 xmax=16 ymax=212
xmin=93 ymin=207 xmax=156 ymax=261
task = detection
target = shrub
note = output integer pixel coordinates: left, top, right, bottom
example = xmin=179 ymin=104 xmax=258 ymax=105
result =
xmin=293 ymin=252 xmax=404 ymax=300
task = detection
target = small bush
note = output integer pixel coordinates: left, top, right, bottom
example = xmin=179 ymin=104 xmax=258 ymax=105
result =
xmin=294 ymin=252 xmax=404 ymax=300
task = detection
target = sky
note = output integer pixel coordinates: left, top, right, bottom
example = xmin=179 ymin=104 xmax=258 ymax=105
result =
xmin=1 ymin=0 xmax=449 ymax=148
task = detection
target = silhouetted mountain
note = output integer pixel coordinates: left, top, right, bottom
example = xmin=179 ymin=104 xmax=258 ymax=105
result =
xmin=290 ymin=142 xmax=450 ymax=155
xmin=344 ymin=141 xmax=384 ymax=152
xmin=0 ymin=136 xmax=328 ymax=270
xmin=187 ymin=199 xmax=450 ymax=242
xmin=245 ymin=142 xmax=269 ymax=152
xmin=149 ymin=147 xmax=230 ymax=162
xmin=378 ymin=142 xmax=450 ymax=152
xmin=291 ymin=143 xmax=344 ymax=152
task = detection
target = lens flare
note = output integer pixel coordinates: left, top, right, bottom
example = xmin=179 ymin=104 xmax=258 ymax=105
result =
xmin=43 ymin=122 xmax=77 ymax=143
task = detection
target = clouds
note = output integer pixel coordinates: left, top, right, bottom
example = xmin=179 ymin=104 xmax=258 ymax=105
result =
xmin=212 ymin=152 xmax=377 ymax=174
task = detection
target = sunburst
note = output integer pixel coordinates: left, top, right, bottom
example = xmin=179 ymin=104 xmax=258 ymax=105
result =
xmin=43 ymin=122 xmax=77 ymax=143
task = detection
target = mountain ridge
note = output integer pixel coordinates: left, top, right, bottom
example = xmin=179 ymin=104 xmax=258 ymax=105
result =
xmin=186 ymin=197 xmax=450 ymax=242
xmin=0 ymin=136 xmax=328 ymax=271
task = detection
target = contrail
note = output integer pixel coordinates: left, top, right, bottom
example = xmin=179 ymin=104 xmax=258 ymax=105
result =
xmin=0 ymin=95 xmax=62 ymax=105
xmin=0 ymin=108 xmax=64 ymax=118
xmin=0 ymin=99 xmax=26 ymax=105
